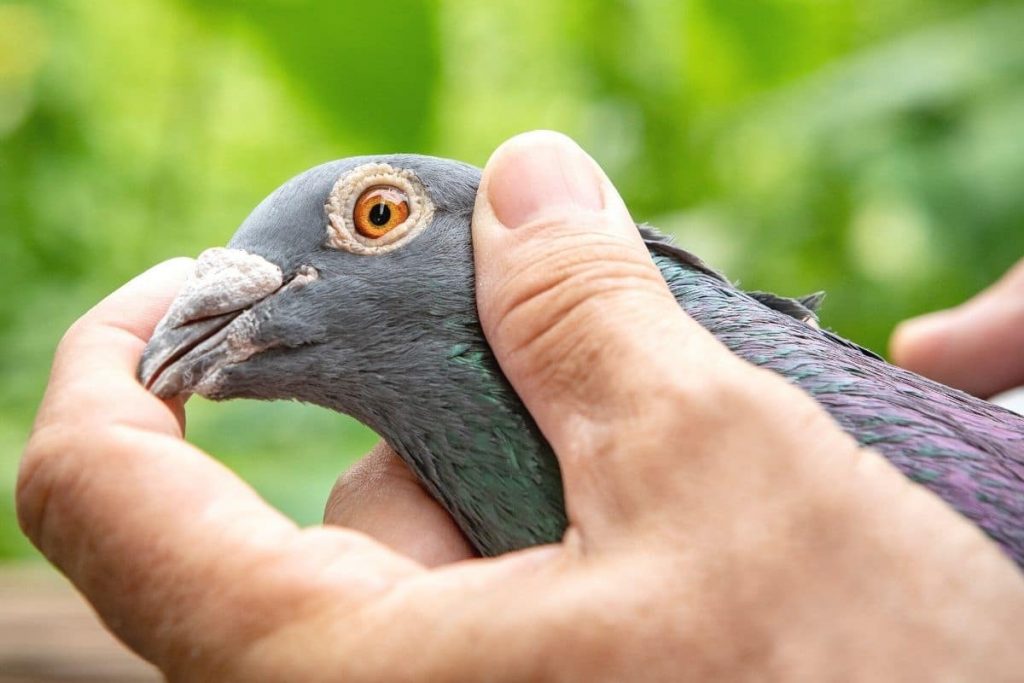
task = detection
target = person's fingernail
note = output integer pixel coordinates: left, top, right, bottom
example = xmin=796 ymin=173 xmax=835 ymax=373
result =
xmin=485 ymin=131 xmax=605 ymax=229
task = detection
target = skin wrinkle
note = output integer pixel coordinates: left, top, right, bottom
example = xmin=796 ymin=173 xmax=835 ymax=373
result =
xmin=496 ymin=293 xmax=695 ymax=518
xmin=500 ymin=281 xmax=678 ymax=399
xmin=486 ymin=263 xmax=746 ymax=427
xmin=377 ymin=548 xmax=592 ymax=681
xmin=166 ymin=531 xmax=394 ymax=676
xmin=495 ymin=266 xmax=677 ymax=360
xmin=548 ymin=410 xmax=637 ymax=544
xmin=328 ymin=443 xmax=419 ymax=506
xmin=482 ymin=231 xmax=685 ymax=425
xmin=519 ymin=313 xmax=743 ymax=487
xmin=483 ymin=220 xmax=654 ymax=322
xmin=492 ymin=235 xmax=658 ymax=319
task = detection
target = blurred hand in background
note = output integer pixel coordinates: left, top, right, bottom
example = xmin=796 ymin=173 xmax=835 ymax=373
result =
xmin=892 ymin=258 xmax=1024 ymax=398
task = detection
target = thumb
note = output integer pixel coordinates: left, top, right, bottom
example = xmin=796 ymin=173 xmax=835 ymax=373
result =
xmin=470 ymin=131 xmax=762 ymax=537
xmin=890 ymin=258 xmax=1024 ymax=398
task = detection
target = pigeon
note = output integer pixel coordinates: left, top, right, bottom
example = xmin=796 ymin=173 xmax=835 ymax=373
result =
xmin=139 ymin=155 xmax=1024 ymax=565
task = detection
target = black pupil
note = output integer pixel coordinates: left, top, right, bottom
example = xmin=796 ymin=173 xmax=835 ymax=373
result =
xmin=369 ymin=202 xmax=391 ymax=226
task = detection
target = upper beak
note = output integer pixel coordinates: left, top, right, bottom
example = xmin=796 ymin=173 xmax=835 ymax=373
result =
xmin=139 ymin=248 xmax=314 ymax=399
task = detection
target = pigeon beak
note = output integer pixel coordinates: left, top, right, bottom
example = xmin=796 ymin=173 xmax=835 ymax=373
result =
xmin=138 ymin=247 xmax=316 ymax=399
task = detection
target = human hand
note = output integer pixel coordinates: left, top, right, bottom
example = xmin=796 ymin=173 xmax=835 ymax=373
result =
xmin=19 ymin=132 xmax=1024 ymax=681
xmin=891 ymin=258 xmax=1024 ymax=398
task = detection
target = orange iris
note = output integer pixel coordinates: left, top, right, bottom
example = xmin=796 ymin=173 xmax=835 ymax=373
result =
xmin=353 ymin=185 xmax=411 ymax=238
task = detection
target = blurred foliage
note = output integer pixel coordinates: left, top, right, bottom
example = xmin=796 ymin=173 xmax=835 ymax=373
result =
xmin=1 ymin=0 xmax=1023 ymax=559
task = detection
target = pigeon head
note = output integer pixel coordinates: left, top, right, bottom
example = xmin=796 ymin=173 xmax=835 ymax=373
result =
xmin=140 ymin=154 xmax=568 ymax=554
xmin=141 ymin=155 xmax=481 ymax=417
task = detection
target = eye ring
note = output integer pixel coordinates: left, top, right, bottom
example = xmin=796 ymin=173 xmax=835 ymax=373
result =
xmin=325 ymin=162 xmax=434 ymax=255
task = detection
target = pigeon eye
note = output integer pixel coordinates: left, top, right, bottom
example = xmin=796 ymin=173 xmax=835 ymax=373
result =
xmin=325 ymin=162 xmax=435 ymax=255
xmin=353 ymin=186 xmax=411 ymax=238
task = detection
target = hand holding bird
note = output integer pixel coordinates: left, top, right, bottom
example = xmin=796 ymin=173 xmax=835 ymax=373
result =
xmin=18 ymin=132 xmax=1024 ymax=680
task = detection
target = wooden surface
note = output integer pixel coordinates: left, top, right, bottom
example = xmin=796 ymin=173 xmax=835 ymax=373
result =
xmin=0 ymin=563 xmax=160 ymax=682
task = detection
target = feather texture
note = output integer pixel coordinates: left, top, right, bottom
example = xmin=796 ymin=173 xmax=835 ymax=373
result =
xmin=647 ymin=236 xmax=1024 ymax=562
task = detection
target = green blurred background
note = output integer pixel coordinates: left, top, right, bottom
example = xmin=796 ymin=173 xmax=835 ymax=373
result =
xmin=2 ymin=0 xmax=1023 ymax=561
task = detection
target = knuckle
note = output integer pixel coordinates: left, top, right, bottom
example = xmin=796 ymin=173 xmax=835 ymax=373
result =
xmin=16 ymin=424 xmax=84 ymax=551
xmin=661 ymin=366 xmax=783 ymax=447
xmin=323 ymin=476 xmax=350 ymax=525
xmin=321 ymin=464 xmax=370 ymax=524
xmin=324 ymin=465 xmax=372 ymax=525
xmin=485 ymin=226 xmax=672 ymax=386
xmin=17 ymin=423 xmax=133 ymax=556
xmin=325 ymin=444 xmax=417 ymax=525
xmin=16 ymin=441 xmax=50 ymax=544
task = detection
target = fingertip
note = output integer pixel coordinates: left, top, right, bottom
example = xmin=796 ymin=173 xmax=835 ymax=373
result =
xmin=42 ymin=258 xmax=199 ymax=439
xmin=888 ymin=311 xmax=953 ymax=369
xmin=84 ymin=257 xmax=197 ymax=340
xmin=476 ymin=130 xmax=630 ymax=236
xmin=325 ymin=443 xmax=475 ymax=567
xmin=891 ymin=294 xmax=1024 ymax=396
xmin=472 ymin=131 xmax=652 ymax=335
xmin=151 ymin=255 xmax=197 ymax=276
xmin=121 ymin=256 xmax=196 ymax=301
xmin=163 ymin=394 xmax=188 ymax=435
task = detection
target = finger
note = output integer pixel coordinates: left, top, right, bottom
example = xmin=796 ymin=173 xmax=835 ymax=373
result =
xmin=325 ymin=441 xmax=475 ymax=567
xmin=473 ymin=131 xmax=849 ymax=539
xmin=34 ymin=258 xmax=195 ymax=437
xmin=18 ymin=260 xmax=419 ymax=672
xmin=890 ymin=258 xmax=1024 ymax=397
